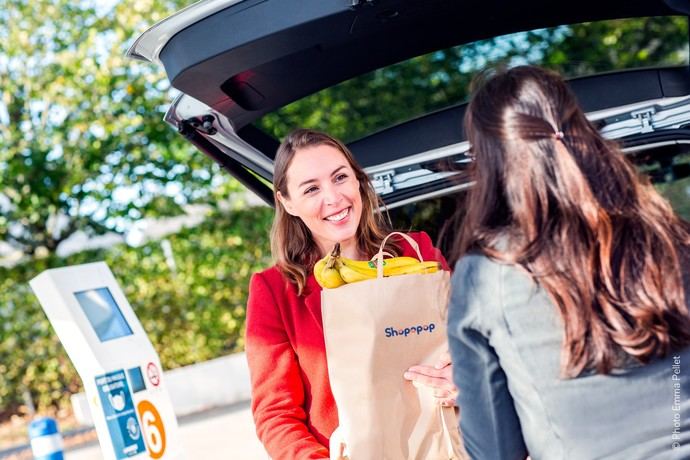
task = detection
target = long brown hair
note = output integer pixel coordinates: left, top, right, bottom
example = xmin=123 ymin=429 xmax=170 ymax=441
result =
xmin=452 ymin=65 xmax=690 ymax=377
xmin=271 ymin=128 xmax=394 ymax=295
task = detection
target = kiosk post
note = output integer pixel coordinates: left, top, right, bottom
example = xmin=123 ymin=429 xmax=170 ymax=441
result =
xmin=30 ymin=262 xmax=182 ymax=460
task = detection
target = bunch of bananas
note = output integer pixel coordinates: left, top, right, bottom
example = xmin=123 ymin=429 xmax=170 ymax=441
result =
xmin=314 ymin=243 xmax=441 ymax=289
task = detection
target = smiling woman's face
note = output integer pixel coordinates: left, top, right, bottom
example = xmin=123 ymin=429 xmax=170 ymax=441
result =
xmin=278 ymin=143 xmax=363 ymax=257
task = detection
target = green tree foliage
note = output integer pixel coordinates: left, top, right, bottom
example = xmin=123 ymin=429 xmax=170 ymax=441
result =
xmin=0 ymin=206 xmax=273 ymax=417
xmin=539 ymin=17 xmax=688 ymax=75
xmin=654 ymin=152 xmax=690 ymax=221
xmin=0 ymin=0 xmax=235 ymax=256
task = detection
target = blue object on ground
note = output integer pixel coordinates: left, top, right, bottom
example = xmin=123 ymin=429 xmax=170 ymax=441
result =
xmin=28 ymin=417 xmax=65 ymax=460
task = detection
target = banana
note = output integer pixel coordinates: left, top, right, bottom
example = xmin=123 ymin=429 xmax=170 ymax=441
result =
xmin=314 ymin=243 xmax=441 ymax=288
xmin=338 ymin=262 xmax=374 ymax=283
xmin=380 ymin=256 xmax=421 ymax=271
xmin=338 ymin=258 xmax=377 ymax=280
xmin=314 ymin=244 xmax=346 ymax=288
xmin=384 ymin=260 xmax=441 ymax=276
xmin=313 ymin=257 xmax=329 ymax=287
xmin=321 ymin=261 xmax=346 ymax=288
xmin=340 ymin=256 xmax=420 ymax=278
xmin=314 ymin=256 xmax=345 ymax=288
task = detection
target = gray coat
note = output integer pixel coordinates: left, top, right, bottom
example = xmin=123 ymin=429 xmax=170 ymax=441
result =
xmin=448 ymin=253 xmax=690 ymax=460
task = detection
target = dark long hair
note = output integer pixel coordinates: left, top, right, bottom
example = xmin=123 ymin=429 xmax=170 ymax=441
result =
xmin=271 ymin=129 xmax=395 ymax=295
xmin=452 ymin=65 xmax=690 ymax=377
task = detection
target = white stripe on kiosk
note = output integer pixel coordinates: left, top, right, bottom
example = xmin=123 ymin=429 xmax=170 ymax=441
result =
xmin=30 ymin=262 xmax=182 ymax=460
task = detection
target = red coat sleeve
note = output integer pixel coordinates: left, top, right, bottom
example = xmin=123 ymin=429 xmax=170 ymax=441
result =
xmin=245 ymin=273 xmax=330 ymax=460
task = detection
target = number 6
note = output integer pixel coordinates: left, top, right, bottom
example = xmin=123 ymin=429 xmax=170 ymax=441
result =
xmin=137 ymin=400 xmax=166 ymax=458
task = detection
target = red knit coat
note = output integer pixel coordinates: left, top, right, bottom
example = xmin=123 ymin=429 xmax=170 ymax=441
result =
xmin=245 ymin=232 xmax=448 ymax=459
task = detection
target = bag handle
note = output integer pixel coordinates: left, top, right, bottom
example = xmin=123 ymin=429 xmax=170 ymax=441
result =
xmin=439 ymin=405 xmax=465 ymax=459
xmin=371 ymin=231 xmax=425 ymax=278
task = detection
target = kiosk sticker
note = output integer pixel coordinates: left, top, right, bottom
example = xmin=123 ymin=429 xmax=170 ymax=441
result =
xmin=95 ymin=370 xmax=145 ymax=459
xmin=146 ymin=362 xmax=160 ymax=387
xmin=137 ymin=400 xmax=167 ymax=458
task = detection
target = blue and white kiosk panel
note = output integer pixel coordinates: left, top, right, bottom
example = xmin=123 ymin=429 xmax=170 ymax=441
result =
xmin=30 ymin=262 xmax=182 ymax=459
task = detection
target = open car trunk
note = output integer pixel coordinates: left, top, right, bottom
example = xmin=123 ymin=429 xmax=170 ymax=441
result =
xmin=127 ymin=0 xmax=690 ymax=207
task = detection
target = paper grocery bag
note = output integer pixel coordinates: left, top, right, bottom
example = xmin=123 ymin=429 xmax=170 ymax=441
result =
xmin=322 ymin=233 xmax=467 ymax=459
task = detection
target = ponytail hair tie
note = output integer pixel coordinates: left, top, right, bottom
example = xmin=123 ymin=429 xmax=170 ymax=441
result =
xmin=554 ymin=130 xmax=565 ymax=140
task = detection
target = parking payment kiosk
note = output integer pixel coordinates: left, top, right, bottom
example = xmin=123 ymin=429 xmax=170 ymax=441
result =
xmin=30 ymin=262 xmax=182 ymax=459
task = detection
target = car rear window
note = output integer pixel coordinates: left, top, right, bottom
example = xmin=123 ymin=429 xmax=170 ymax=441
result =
xmin=255 ymin=16 xmax=688 ymax=144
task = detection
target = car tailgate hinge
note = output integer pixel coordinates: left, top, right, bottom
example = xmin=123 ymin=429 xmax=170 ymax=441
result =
xmin=372 ymin=171 xmax=395 ymax=194
xmin=179 ymin=115 xmax=217 ymax=137
xmin=631 ymin=107 xmax=657 ymax=133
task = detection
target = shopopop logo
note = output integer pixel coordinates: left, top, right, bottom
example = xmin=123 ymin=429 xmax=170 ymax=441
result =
xmin=384 ymin=323 xmax=436 ymax=338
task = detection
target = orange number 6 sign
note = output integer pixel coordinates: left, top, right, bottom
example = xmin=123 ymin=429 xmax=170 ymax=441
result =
xmin=136 ymin=400 xmax=166 ymax=458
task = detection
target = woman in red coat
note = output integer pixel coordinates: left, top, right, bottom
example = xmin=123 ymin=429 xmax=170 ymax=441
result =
xmin=245 ymin=128 xmax=455 ymax=459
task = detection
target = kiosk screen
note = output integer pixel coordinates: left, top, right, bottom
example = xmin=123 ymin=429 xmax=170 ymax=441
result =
xmin=74 ymin=287 xmax=133 ymax=342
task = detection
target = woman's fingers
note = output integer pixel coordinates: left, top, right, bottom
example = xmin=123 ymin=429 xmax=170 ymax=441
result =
xmin=406 ymin=365 xmax=447 ymax=379
xmin=438 ymin=397 xmax=456 ymax=407
xmin=433 ymin=388 xmax=452 ymax=398
xmin=434 ymin=351 xmax=452 ymax=369
xmin=404 ymin=362 xmax=459 ymax=406
xmin=434 ymin=387 xmax=459 ymax=407
xmin=403 ymin=366 xmax=456 ymax=392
